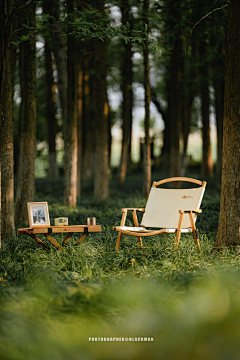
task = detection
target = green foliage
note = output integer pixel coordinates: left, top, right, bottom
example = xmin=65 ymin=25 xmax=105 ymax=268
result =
xmin=2 ymin=172 xmax=240 ymax=359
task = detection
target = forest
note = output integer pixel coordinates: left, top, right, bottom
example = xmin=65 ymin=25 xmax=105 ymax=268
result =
xmin=1 ymin=1 xmax=240 ymax=359
xmin=1 ymin=0 xmax=234 ymax=242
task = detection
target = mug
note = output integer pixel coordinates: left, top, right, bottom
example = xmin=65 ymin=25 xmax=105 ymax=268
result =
xmin=87 ymin=217 xmax=96 ymax=226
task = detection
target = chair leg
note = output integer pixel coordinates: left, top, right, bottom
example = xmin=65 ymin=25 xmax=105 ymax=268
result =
xmin=115 ymin=232 xmax=123 ymax=250
xmin=189 ymin=212 xmax=201 ymax=250
xmin=132 ymin=210 xmax=143 ymax=247
xmin=115 ymin=210 xmax=128 ymax=250
xmin=137 ymin=236 xmax=143 ymax=247
xmin=175 ymin=211 xmax=184 ymax=248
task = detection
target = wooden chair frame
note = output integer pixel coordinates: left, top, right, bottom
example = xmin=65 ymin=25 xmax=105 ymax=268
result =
xmin=113 ymin=177 xmax=207 ymax=250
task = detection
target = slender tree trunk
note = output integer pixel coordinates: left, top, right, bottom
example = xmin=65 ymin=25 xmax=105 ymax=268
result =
xmin=1 ymin=49 xmax=15 ymax=239
xmin=64 ymin=0 xmax=78 ymax=206
xmin=201 ymin=79 xmax=213 ymax=177
xmin=151 ymin=91 xmax=169 ymax=169
xmin=93 ymin=0 xmax=108 ymax=200
xmin=77 ymin=67 xmax=83 ymax=198
xmin=15 ymin=2 xmax=36 ymax=225
xmin=143 ymin=0 xmax=151 ymax=197
xmin=44 ymin=36 xmax=59 ymax=179
xmin=215 ymin=0 xmax=240 ymax=247
xmin=169 ymin=37 xmax=182 ymax=178
xmin=45 ymin=0 xmax=68 ymax=144
xmin=0 ymin=0 xmax=14 ymax=244
xmin=119 ymin=1 xmax=133 ymax=183
xmin=199 ymin=45 xmax=213 ymax=177
xmin=181 ymin=45 xmax=196 ymax=177
xmin=81 ymin=47 xmax=95 ymax=180
xmin=214 ymin=78 xmax=224 ymax=175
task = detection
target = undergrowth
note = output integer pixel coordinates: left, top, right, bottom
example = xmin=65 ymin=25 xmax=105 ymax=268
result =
xmin=1 ymin=171 xmax=240 ymax=360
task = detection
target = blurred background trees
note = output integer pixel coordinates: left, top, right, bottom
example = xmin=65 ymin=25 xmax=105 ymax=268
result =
xmin=0 ymin=0 xmax=228 ymax=236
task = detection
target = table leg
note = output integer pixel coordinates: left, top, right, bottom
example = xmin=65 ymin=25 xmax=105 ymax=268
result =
xmin=75 ymin=232 xmax=89 ymax=245
xmin=29 ymin=233 xmax=49 ymax=249
xmin=62 ymin=232 xmax=73 ymax=244
xmin=44 ymin=234 xmax=61 ymax=249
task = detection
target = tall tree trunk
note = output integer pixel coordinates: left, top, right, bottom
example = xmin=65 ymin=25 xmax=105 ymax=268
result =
xmin=199 ymin=44 xmax=213 ymax=177
xmin=214 ymin=78 xmax=224 ymax=175
xmin=81 ymin=47 xmax=95 ymax=180
xmin=45 ymin=0 xmax=68 ymax=144
xmin=215 ymin=0 xmax=240 ymax=247
xmin=64 ymin=0 xmax=78 ymax=206
xmin=168 ymin=37 xmax=182 ymax=178
xmin=77 ymin=67 xmax=83 ymax=197
xmin=151 ymin=90 xmax=169 ymax=169
xmin=15 ymin=2 xmax=36 ymax=225
xmin=143 ymin=0 xmax=151 ymax=197
xmin=44 ymin=35 xmax=59 ymax=179
xmin=1 ymin=49 xmax=15 ymax=239
xmin=119 ymin=0 xmax=133 ymax=183
xmin=0 ymin=0 xmax=14 ymax=244
xmin=181 ymin=44 xmax=196 ymax=177
xmin=200 ymin=72 xmax=213 ymax=177
xmin=93 ymin=0 xmax=109 ymax=200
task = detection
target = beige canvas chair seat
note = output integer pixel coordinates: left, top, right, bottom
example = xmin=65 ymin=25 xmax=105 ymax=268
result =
xmin=113 ymin=177 xmax=207 ymax=250
xmin=116 ymin=226 xmax=193 ymax=235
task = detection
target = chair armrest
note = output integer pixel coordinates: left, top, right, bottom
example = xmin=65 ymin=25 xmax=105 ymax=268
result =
xmin=118 ymin=208 xmax=145 ymax=228
xmin=121 ymin=208 xmax=145 ymax=212
xmin=178 ymin=209 xmax=202 ymax=214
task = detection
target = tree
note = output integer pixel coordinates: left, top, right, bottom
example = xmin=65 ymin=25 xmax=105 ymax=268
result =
xmin=81 ymin=43 xmax=95 ymax=181
xmin=15 ymin=1 xmax=37 ymax=225
xmin=44 ymin=34 xmax=59 ymax=179
xmin=1 ymin=48 xmax=15 ymax=239
xmin=142 ymin=0 xmax=151 ymax=197
xmin=119 ymin=0 xmax=133 ymax=183
xmin=0 ymin=0 xmax=14 ymax=244
xmin=64 ymin=0 xmax=79 ymax=206
xmin=93 ymin=0 xmax=109 ymax=200
xmin=45 ymin=0 xmax=68 ymax=144
xmin=215 ymin=1 xmax=240 ymax=247
xmin=199 ymin=44 xmax=214 ymax=177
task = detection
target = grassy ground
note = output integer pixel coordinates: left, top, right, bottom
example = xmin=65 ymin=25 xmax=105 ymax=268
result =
xmin=1 ymin=171 xmax=240 ymax=360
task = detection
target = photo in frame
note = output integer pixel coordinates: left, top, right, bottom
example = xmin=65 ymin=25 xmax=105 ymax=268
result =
xmin=27 ymin=202 xmax=50 ymax=227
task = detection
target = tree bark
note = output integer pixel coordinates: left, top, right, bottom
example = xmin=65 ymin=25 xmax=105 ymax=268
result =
xmin=200 ymin=49 xmax=213 ymax=177
xmin=181 ymin=44 xmax=197 ymax=177
xmin=77 ymin=67 xmax=83 ymax=198
xmin=81 ymin=46 xmax=95 ymax=180
xmin=15 ymin=1 xmax=36 ymax=225
xmin=44 ymin=35 xmax=59 ymax=179
xmin=1 ymin=49 xmax=15 ymax=239
xmin=93 ymin=0 xmax=109 ymax=200
xmin=45 ymin=0 xmax=68 ymax=144
xmin=215 ymin=0 xmax=240 ymax=247
xmin=64 ymin=0 xmax=79 ymax=206
xmin=0 ymin=0 xmax=14 ymax=244
xmin=119 ymin=0 xmax=133 ymax=183
xmin=168 ymin=36 xmax=182 ymax=178
xmin=214 ymin=78 xmax=224 ymax=175
xmin=143 ymin=0 xmax=151 ymax=197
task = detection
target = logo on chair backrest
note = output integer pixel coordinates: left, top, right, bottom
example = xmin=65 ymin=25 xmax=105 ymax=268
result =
xmin=182 ymin=195 xmax=193 ymax=199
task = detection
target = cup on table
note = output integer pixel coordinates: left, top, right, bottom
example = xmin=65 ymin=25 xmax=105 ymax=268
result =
xmin=87 ymin=217 xmax=96 ymax=226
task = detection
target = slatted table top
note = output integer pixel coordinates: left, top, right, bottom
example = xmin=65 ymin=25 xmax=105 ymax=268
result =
xmin=17 ymin=225 xmax=102 ymax=249
xmin=17 ymin=225 xmax=102 ymax=235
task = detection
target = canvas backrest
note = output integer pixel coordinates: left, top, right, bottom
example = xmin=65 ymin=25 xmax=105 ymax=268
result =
xmin=141 ymin=180 xmax=206 ymax=229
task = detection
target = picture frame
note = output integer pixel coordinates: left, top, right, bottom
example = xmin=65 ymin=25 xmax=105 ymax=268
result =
xmin=27 ymin=202 xmax=50 ymax=227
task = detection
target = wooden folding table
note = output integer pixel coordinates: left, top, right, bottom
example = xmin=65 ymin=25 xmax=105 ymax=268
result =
xmin=17 ymin=225 xmax=102 ymax=249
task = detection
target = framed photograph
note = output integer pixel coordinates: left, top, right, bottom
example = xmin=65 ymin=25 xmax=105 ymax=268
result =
xmin=27 ymin=202 xmax=50 ymax=227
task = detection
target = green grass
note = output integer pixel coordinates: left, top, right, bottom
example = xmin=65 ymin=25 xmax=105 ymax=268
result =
xmin=2 ymin=171 xmax=240 ymax=360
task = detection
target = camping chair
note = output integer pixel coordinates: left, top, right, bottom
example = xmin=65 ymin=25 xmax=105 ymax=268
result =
xmin=113 ymin=177 xmax=207 ymax=250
